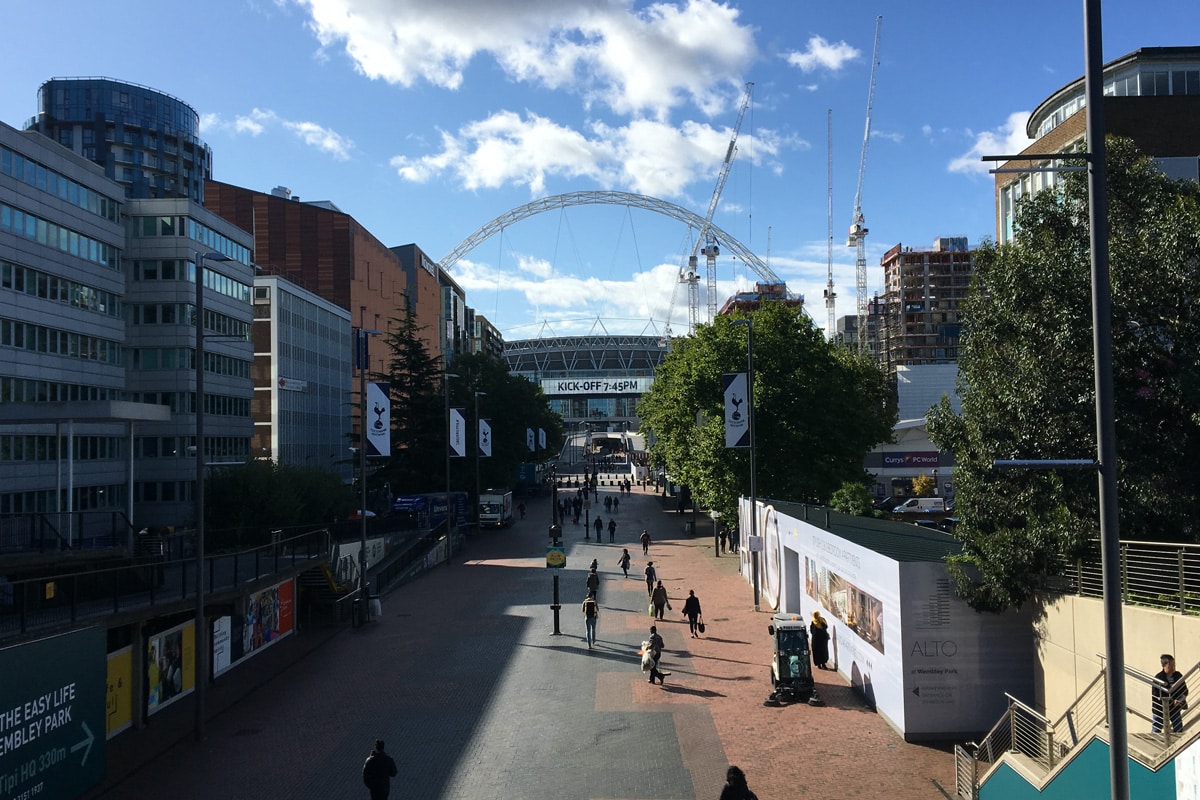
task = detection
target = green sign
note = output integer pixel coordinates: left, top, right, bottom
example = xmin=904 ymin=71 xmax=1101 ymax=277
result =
xmin=0 ymin=627 xmax=106 ymax=800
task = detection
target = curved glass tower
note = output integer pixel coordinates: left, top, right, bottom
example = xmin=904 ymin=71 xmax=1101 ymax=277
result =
xmin=26 ymin=77 xmax=212 ymax=202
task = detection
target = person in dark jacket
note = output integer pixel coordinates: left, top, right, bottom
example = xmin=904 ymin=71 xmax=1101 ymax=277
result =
xmin=1152 ymin=653 xmax=1189 ymax=733
xmin=651 ymin=580 xmax=670 ymax=620
xmin=362 ymin=739 xmax=398 ymax=800
xmin=719 ymin=765 xmax=758 ymax=800
xmin=681 ymin=589 xmax=703 ymax=637
xmin=810 ymin=610 xmax=831 ymax=670
xmin=644 ymin=561 xmax=657 ymax=596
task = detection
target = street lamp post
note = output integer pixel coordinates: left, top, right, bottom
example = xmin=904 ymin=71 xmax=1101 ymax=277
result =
xmin=732 ymin=318 xmax=760 ymax=611
xmin=474 ymin=391 xmax=486 ymax=526
xmin=356 ymin=327 xmax=381 ymax=622
xmin=193 ymin=251 xmax=233 ymax=742
xmin=445 ymin=371 xmax=460 ymax=559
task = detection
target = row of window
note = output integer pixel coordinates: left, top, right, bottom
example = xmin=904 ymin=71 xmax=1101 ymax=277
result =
xmin=0 ymin=376 xmax=121 ymax=404
xmin=0 ymin=435 xmax=123 ymax=462
xmin=0 ymin=317 xmax=122 ymax=364
xmin=0 ymin=483 xmax=126 ymax=514
xmin=0 ymin=145 xmax=122 ymax=222
xmin=129 ymin=216 xmax=250 ymax=266
xmin=128 ymin=303 xmax=248 ymax=339
xmin=2 ymin=259 xmax=122 ymax=318
xmin=128 ymin=347 xmax=251 ymax=379
xmin=0 ymin=203 xmax=122 ymax=271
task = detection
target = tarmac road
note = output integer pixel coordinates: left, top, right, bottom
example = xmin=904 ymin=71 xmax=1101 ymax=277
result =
xmin=89 ymin=484 xmax=955 ymax=800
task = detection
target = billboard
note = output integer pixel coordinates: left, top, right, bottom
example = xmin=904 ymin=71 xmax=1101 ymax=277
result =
xmin=146 ymin=621 xmax=195 ymax=716
xmin=105 ymin=646 xmax=133 ymax=739
xmin=0 ymin=627 xmax=106 ymax=799
xmin=242 ymin=580 xmax=294 ymax=658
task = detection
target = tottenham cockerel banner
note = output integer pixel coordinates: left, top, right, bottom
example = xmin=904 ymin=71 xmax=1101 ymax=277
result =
xmin=479 ymin=419 xmax=492 ymax=458
xmin=366 ymin=382 xmax=391 ymax=456
xmin=723 ymin=373 xmax=749 ymax=449
xmin=526 ymin=428 xmax=535 ymax=452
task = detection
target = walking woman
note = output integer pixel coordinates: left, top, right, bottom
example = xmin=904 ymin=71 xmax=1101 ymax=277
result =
xmin=810 ymin=610 xmax=831 ymax=670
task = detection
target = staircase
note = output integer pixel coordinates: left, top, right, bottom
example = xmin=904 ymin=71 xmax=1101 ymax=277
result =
xmin=955 ymin=660 xmax=1200 ymax=798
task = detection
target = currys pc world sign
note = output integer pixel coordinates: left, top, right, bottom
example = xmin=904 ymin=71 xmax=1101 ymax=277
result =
xmin=882 ymin=452 xmax=940 ymax=467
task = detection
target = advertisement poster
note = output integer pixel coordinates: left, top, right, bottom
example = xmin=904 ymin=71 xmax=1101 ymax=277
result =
xmin=146 ymin=621 xmax=195 ymax=715
xmin=105 ymin=645 xmax=133 ymax=738
xmin=243 ymin=580 xmax=294 ymax=658
xmin=212 ymin=616 xmax=232 ymax=676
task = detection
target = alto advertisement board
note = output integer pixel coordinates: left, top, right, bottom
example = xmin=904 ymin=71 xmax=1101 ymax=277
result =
xmin=746 ymin=499 xmax=1033 ymax=741
xmin=0 ymin=627 xmax=106 ymax=799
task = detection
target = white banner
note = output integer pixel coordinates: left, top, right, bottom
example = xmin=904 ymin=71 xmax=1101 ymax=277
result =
xmin=450 ymin=408 xmax=466 ymax=457
xmin=366 ymin=382 xmax=390 ymax=457
xmin=526 ymin=428 xmax=535 ymax=452
xmin=538 ymin=427 xmax=546 ymax=450
xmin=479 ymin=419 xmax=492 ymax=458
xmin=723 ymin=373 xmax=749 ymax=448
xmin=541 ymin=377 xmax=654 ymax=396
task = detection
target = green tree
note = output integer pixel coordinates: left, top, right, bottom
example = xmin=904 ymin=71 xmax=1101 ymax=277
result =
xmin=911 ymin=473 xmax=935 ymax=498
xmin=831 ymin=480 xmax=875 ymax=516
xmin=638 ymin=302 xmax=895 ymax=524
xmin=204 ymin=460 xmax=352 ymax=547
xmin=928 ymin=136 xmax=1200 ymax=612
xmin=373 ymin=299 xmax=445 ymax=493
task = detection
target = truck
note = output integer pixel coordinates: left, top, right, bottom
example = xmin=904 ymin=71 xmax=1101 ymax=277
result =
xmin=391 ymin=491 xmax=470 ymax=533
xmin=478 ymin=489 xmax=514 ymax=529
xmin=892 ymin=497 xmax=946 ymax=514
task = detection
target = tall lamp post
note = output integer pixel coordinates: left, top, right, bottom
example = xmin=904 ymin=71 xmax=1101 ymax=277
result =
xmin=474 ymin=391 xmax=486 ymax=525
xmin=445 ymin=371 xmax=460 ymax=557
xmin=356 ymin=327 xmax=381 ymax=620
xmin=732 ymin=318 xmax=760 ymax=611
xmin=193 ymin=250 xmax=233 ymax=742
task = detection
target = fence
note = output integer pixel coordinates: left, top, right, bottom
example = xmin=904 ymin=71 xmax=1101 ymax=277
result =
xmin=1067 ymin=539 xmax=1200 ymax=614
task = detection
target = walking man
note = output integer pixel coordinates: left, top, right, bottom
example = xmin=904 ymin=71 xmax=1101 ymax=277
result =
xmin=608 ymin=517 xmax=617 ymax=543
xmin=593 ymin=515 xmax=604 ymax=539
xmin=362 ymin=739 xmax=398 ymax=800
xmin=644 ymin=561 xmax=657 ymax=596
xmin=651 ymin=580 xmax=670 ymax=620
xmin=640 ymin=529 xmax=651 ymax=555
xmin=586 ymin=565 xmax=600 ymax=599
xmin=618 ymin=548 xmax=631 ymax=578
xmin=682 ymin=589 xmax=703 ymax=637
xmin=582 ymin=591 xmax=599 ymax=648
xmin=646 ymin=625 xmax=669 ymax=685
xmin=613 ymin=496 xmax=620 ymax=513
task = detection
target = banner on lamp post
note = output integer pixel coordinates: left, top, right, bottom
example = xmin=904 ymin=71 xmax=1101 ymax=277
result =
xmin=366 ymin=382 xmax=391 ymax=456
xmin=450 ymin=408 xmax=466 ymax=457
xmin=538 ymin=428 xmax=546 ymax=450
xmin=526 ymin=428 xmax=535 ymax=452
xmin=479 ymin=419 xmax=492 ymax=458
xmin=723 ymin=373 xmax=749 ymax=449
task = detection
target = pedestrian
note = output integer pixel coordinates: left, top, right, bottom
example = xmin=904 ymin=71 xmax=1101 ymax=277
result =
xmin=582 ymin=590 xmax=599 ymax=648
xmin=586 ymin=565 xmax=600 ymax=599
xmin=361 ymin=739 xmax=398 ymax=800
xmin=608 ymin=517 xmax=617 ymax=543
xmin=594 ymin=515 xmax=604 ymax=539
xmin=646 ymin=625 xmax=669 ymax=685
xmin=810 ymin=611 xmax=831 ymax=669
xmin=517 ymin=501 xmax=526 ymax=519
xmin=618 ymin=548 xmax=631 ymax=577
xmin=718 ymin=526 xmax=728 ymax=554
xmin=640 ymin=529 xmax=651 ymax=555
xmin=728 ymin=527 xmax=740 ymax=553
xmin=682 ymin=589 xmax=702 ymax=637
xmin=719 ymin=765 xmax=758 ymax=800
xmin=644 ymin=561 xmax=657 ymax=596
xmin=651 ymin=580 xmax=670 ymax=620
xmin=604 ymin=495 xmax=612 ymax=512
xmin=1152 ymin=653 xmax=1189 ymax=733
xmin=613 ymin=496 xmax=620 ymax=512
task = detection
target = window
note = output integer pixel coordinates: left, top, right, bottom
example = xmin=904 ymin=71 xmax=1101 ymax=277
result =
xmin=1174 ymin=70 xmax=1200 ymax=95
xmin=1146 ymin=71 xmax=1170 ymax=96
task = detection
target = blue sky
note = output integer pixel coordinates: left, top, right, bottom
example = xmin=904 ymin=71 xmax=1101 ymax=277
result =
xmin=3 ymin=1 xmax=1197 ymax=339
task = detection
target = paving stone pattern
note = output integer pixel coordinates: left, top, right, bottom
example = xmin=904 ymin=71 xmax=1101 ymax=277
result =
xmin=87 ymin=487 xmax=956 ymax=800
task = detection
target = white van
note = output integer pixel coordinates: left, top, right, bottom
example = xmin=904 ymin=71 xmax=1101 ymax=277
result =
xmin=893 ymin=497 xmax=946 ymax=514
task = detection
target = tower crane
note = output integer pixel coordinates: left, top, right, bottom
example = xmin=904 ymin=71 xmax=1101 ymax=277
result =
xmin=824 ymin=109 xmax=836 ymax=341
xmin=665 ymin=82 xmax=753 ymax=337
xmin=848 ymin=16 xmax=882 ymax=352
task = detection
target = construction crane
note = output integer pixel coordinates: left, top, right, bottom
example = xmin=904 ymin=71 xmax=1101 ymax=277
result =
xmin=665 ymin=81 xmax=753 ymax=337
xmin=824 ymin=109 xmax=836 ymax=341
xmin=848 ymin=16 xmax=882 ymax=352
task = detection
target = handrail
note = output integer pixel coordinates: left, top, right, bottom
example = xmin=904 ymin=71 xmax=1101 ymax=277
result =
xmin=1067 ymin=539 xmax=1200 ymax=614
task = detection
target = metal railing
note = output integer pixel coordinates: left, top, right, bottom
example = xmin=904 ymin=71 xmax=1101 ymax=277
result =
xmin=956 ymin=660 xmax=1200 ymax=797
xmin=1067 ymin=540 xmax=1200 ymax=614
xmin=0 ymin=528 xmax=330 ymax=642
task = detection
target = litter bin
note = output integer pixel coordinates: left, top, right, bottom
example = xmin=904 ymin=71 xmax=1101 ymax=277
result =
xmin=351 ymin=598 xmax=363 ymax=627
xmin=369 ymin=595 xmax=382 ymax=619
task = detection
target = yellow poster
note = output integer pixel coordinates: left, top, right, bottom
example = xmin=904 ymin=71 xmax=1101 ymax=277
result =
xmin=105 ymin=646 xmax=133 ymax=738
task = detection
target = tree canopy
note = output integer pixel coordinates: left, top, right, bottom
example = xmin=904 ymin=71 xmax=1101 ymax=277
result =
xmin=927 ymin=136 xmax=1200 ymax=611
xmin=638 ymin=301 xmax=895 ymax=524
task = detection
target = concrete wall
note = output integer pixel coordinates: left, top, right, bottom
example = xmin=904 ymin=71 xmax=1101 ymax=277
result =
xmin=1034 ymin=594 xmax=1200 ymax=727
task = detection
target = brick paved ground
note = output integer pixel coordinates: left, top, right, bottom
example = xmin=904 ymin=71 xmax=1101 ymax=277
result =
xmin=86 ymin=486 xmax=957 ymax=800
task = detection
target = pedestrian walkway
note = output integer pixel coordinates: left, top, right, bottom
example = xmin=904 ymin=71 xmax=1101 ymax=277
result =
xmin=87 ymin=484 xmax=955 ymax=800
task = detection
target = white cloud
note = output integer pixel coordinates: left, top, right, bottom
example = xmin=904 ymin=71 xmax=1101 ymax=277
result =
xmin=391 ymin=111 xmax=785 ymax=200
xmin=202 ymin=108 xmax=354 ymax=160
xmin=873 ymin=129 xmax=903 ymax=144
xmin=948 ymin=111 xmax=1033 ymax=175
xmin=784 ymin=35 xmax=860 ymax=73
xmin=294 ymin=0 xmax=755 ymax=119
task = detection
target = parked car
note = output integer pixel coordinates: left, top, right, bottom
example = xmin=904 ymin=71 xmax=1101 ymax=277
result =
xmin=892 ymin=497 xmax=947 ymax=514
xmin=873 ymin=496 xmax=907 ymax=512
xmin=938 ymin=517 xmax=960 ymax=532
